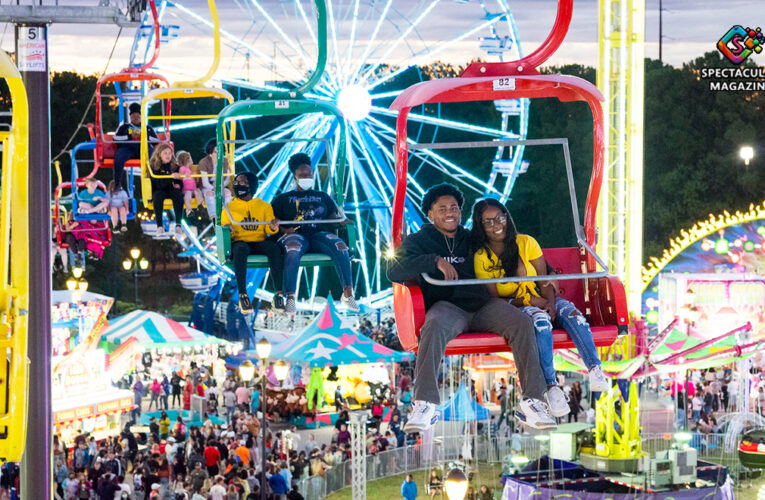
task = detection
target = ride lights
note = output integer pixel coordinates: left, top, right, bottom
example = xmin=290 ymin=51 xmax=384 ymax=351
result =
xmin=273 ymin=360 xmax=288 ymax=382
xmin=256 ymin=338 xmax=272 ymax=360
xmin=444 ymin=468 xmax=468 ymax=500
xmin=239 ymin=360 xmax=256 ymax=382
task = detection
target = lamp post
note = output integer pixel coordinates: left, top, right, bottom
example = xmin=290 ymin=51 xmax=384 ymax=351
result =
xmin=66 ymin=266 xmax=88 ymax=302
xmin=122 ymin=247 xmax=150 ymax=303
xmin=254 ymin=338 xmax=272 ymax=500
xmin=740 ymin=145 xmax=754 ymax=166
xmin=444 ymin=468 xmax=468 ymax=500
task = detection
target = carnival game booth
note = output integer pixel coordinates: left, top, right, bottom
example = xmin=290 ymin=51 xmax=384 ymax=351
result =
xmin=101 ymin=309 xmax=232 ymax=381
xmin=52 ymin=290 xmax=114 ymax=356
xmin=51 ymin=290 xmax=134 ymax=445
xmin=238 ymin=299 xmax=413 ymax=428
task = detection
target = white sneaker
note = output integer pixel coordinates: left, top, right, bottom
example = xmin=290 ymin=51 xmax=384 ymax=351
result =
xmin=516 ymin=398 xmax=557 ymax=430
xmin=155 ymin=226 xmax=164 ymax=237
xmin=546 ymin=386 xmax=570 ymax=418
xmin=589 ymin=365 xmax=610 ymax=393
xmin=341 ymin=294 xmax=360 ymax=312
xmin=403 ymin=400 xmax=438 ymax=433
xmin=174 ymin=225 xmax=184 ymax=237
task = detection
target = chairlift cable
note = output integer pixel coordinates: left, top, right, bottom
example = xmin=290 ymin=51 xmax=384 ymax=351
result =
xmin=52 ymin=27 xmax=123 ymax=163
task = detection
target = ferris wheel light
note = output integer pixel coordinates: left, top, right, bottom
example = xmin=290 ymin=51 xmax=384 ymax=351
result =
xmin=336 ymin=84 xmax=372 ymax=122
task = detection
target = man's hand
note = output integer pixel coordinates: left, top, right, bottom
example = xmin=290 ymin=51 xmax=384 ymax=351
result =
xmin=340 ymin=218 xmax=354 ymax=226
xmin=269 ymin=219 xmax=280 ymax=232
xmin=436 ymin=257 xmax=458 ymax=281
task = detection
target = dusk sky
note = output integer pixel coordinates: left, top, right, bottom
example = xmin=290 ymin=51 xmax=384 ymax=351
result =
xmin=0 ymin=0 xmax=761 ymax=83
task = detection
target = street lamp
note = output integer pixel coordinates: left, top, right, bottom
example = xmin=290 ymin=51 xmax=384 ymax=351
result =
xmin=444 ymin=468 xmax=468 ymax=500
xmin=740 ymin=146 xmax=754 ymax=166
xmin=123 ymin=247 xmax=150 ymax=304
xmin=239 ymin=360 xmax=256 ymax=383
xmin=273 ymin=360 xmax=289 ymax=382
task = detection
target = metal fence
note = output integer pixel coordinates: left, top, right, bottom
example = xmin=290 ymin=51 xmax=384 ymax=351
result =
xmin=295 ymin=432 xmax=542 ymax=500
xmin=295 ymin=432 xmax=738 ymax=500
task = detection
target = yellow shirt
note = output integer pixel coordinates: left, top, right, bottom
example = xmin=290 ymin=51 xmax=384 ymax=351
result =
xmin=473 ymin=234 xmax=544 ymax=303
xmin=221 ymin=197 xmax=278 ymax=242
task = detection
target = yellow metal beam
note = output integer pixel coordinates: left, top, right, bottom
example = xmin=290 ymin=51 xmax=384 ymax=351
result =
xmin=597 ymin=0 xmax=645 ymax=314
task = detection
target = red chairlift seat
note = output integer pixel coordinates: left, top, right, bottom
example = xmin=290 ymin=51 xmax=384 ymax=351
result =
xmin=388 ymin=0 xmax=627 ymax=357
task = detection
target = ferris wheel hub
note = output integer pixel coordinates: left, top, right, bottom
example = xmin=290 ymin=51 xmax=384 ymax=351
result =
xmin=336 ymin=84 xmax=372 ymax=122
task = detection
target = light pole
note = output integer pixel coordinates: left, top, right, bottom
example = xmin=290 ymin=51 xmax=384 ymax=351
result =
xmin=740 ymin=145 xmax=754 ymax=166
xmin=254 ymin=338 xmax=272 ymax=500
xmin=122 ymin=247 xmax=150 ymax=304
xmin=66 ymin=266 xmax=89 ymax=302
xmin=444 ymin=468 xmax=468 ymax=500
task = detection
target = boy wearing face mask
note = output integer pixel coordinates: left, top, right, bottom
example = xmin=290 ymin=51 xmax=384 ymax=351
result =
xmin=221 ymin=172 xmax=283 ymax=314
xmin=270 ymin=153 xmax=359 ymax=315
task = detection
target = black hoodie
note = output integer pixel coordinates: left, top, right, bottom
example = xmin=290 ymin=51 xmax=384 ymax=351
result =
xmin=386 ymin=224 xmax=489 ymax=312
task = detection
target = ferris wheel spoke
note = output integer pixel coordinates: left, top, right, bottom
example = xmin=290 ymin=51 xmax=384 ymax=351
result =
xmin=367 ymin=12 xmax=508 ymax=91
xmin=347 ymin=0 xmax=393 ymax=85
xmin=293 ymin=0 xmax=317 ymax=43
xmin=360 ymin=0 xmax=441 ymax=83
xmin=365 ymin=115 xmax=500 ymax=197
xmin=169 ymin=1 xmax=304 ymax=82
xmin=325 ymin=0 xmax=346 ymax=86
xmin=341 ymin=0 xmax=361 ymax=87
xmin=248 ymin=0 xmax=312 ymax=66
xmin=370 ymin=105 xmax=519 ymax=139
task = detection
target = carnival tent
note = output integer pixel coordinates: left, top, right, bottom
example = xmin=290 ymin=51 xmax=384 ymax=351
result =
xmin=101 ymin=310 xmax=227 ymax=349
xmin=437 ymin=382 xmax=490 ymax=421
xmin=269 ymin=297 xmax=413 ymax=367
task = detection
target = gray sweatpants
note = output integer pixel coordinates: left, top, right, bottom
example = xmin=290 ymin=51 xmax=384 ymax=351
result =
xmin=414 ymin=299 xmax=546 ymax=404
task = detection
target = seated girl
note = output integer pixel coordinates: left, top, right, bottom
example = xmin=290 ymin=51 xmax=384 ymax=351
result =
xmin=106 ymin=180 xmax=130 ymax=232
xmin=149 ymin=143 xmax=185 ymax=236
xmin=470 ymin=198 xmax=609 ymax=418
xmin=77 ymin=178 xmax=108 ymax=214
xmin=220 ymin=172 xmax=284 ymax=315
xmin=176 ymin=150 xmax=204 ymax=217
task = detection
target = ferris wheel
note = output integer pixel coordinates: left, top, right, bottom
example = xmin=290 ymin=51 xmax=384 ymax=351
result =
xmin=129 ymin=0 xmax=530 ymax=303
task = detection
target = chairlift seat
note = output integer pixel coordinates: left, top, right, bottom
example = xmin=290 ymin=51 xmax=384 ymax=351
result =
xmin=393 ymin=247 xmax=627 ymax=356
xmin=215 ymin=225 xmax=337 ymax=269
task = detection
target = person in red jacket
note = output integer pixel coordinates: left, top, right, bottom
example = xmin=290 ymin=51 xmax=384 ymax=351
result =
xmin=182 ymin=377 xmax=193 ymax=411
xmin=203 ymin=440 xmax=221 ymax=476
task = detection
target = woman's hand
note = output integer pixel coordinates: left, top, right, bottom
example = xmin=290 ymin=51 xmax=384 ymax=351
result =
xmin=545 ymin=299 xmax=557 ymax=321
xmin=172 ymin=173 xmax=181 ymax=179
xmin=528 ymin=296 xmax=548 ymax=309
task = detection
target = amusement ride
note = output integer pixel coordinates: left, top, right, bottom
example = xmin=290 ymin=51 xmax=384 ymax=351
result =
xmin=0 ymin=0 xmax=762 ymax=499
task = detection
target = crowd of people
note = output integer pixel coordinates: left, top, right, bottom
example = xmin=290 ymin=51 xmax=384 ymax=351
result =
xmin=358 ymin=318 xmax=401 ymax=351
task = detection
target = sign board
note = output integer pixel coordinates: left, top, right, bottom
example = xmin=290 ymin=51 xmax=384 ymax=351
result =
xmin=17 ymin=27 xmax=46 ymax=72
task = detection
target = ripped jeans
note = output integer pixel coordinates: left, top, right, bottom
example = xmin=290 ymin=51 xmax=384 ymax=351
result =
xmin=279 ymin=231 xmax=352 ymax=295
xmin=521 ymin=296 xmax=602 ymax=387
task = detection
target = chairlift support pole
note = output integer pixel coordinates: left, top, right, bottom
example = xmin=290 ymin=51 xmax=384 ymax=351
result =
xmin=7 ymin=6 xmax=147 ymax=500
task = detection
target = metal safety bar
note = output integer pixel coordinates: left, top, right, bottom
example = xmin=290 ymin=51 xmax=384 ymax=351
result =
xmin=221 ymin=137 xmax=331 ymax=145
xmin=222 ymin=203 xmax=346 ymax=227
xmin=407 ymin=137 xmax=611 ymax=286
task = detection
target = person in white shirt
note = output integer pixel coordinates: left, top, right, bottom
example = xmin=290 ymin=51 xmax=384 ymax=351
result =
xmin=209 ymin=476 xmax=227 ymax=500
xmin=303 ymin=434 xmax=318 ymax=455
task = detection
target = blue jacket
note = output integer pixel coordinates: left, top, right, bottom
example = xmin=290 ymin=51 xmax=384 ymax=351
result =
xmin=401 ymin=479 xmax=417 ymax=500
xmin=269 ymin=472 xmax=289 ymax=495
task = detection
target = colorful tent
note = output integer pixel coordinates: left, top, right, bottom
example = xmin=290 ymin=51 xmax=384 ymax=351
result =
xmin=437 ymin=382 xmax=490 ymax=421
xmin=102 ymin=310 xmax=227 ymax=349
xmin=270 ymin=298 xmax=413 ymax=367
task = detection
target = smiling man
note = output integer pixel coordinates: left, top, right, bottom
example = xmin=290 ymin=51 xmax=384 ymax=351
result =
xmin=387 ymin=183 xmax=554 ymax=432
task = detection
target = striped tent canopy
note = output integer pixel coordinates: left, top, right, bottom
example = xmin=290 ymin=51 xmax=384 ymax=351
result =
xmin=102 ymin=310 xmax=227 ymax=349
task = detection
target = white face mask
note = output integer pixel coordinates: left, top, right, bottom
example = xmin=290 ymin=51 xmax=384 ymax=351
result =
xmin=297 ymin=178 xmax=314 ymax=190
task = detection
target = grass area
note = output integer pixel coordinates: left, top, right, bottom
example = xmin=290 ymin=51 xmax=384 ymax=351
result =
xmin=325 ymin=462 xmax=765 ymax=500
xmin=326 ymin=463 xmax=505 ymax=500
